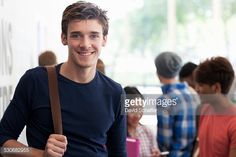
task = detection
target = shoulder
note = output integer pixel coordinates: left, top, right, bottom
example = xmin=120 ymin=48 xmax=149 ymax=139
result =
xmin=170 ymin=83 xmax=199 ymax=106
xmin=12 ymin=66 xmax=48 ymax=100
xmin=141 ymin=125 xmax=154 ymax=135
xmin=96 ymin=71 xmax=123 ymax=95
xmin=227 ymin=113 xmax=236 ymax=137
xmin=200 ymin=104 xmax=212 ymax=115
xmin=18 ymin=66 xmax=47 ymax=84
xmin=23 ymin=66 xmax=47 ymax=77
xmin=138 ymin=125 xmax=155 ymax=141
xmin=228 ymin=106 xmax=236 ymax=126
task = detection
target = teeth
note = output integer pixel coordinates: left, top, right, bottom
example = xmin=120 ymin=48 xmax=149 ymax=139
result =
xmin=78 ymin=52 xmax=92 ymax=56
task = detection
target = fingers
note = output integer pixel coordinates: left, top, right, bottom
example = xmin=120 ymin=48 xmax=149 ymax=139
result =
xmin=151 ymin=148 xmax=161 ymax=157
xmin=49 ymin=134 xmax=67 ymax=150
xmin=44 ymin=134 xmax=68 ymax=157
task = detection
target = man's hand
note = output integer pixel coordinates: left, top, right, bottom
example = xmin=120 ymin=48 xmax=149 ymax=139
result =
xmin=44 ymin=134 xmax=67 ymax=157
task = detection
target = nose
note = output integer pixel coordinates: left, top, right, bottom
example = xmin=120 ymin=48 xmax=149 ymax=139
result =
xmin=79 ymin=37 xmax=91 ymax=50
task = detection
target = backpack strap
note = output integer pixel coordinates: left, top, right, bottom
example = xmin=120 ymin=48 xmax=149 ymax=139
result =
xmin=46 ymin=66 xmax=63 ymax=134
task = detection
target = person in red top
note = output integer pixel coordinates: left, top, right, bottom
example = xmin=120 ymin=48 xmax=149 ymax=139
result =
xmin=194 ymin=56 xmax=236 ymax=157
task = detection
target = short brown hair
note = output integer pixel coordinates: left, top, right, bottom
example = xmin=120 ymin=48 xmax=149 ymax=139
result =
xmin=61 ymin=1 xmax=109 ymax=36
xmin=38 ymin=50 xmax=57 ymax=66
xmin=195 ymin=56 xmax=234 ymax=94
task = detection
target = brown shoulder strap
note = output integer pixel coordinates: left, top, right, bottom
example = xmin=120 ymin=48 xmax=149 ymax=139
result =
xmin=46 ymin=66 xmax=63 ymax=134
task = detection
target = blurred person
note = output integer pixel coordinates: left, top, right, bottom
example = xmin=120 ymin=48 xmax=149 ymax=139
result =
xmin=38 ymin=50 xmax=57 ymax=66
xmin=154 ymin=52 xmax=198 ymax=157
xmin=96 ymin=58 xmax=105 ymax=74
xmin=179 ymin=62 xmax=197 ymax=89
xmin=179 ymin=62 xmax=201 ymax=144
xmin=0 ymin=1 xmax=126 ymax=157
xmin=228 ymin=78 xmax=236 ymax=103
xmin=124 ymin=86 xmax=160 ymax=157
xmin=195 ymin=56 xmax=236 ymax=157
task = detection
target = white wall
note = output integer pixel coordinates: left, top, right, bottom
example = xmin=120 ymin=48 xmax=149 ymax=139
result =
xmin=0 ymin=0 xmax=76 ymax=144
xmin=0 ymin=0 xmax=74 ymax=116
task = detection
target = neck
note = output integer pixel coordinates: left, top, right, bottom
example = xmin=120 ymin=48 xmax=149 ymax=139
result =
xmin=161 ymin=78 xmax=177 ymax=84
xmin=128 ymin=125 xmax=138 ymax=137
xmin=212 ymin=94 xmax=232 ymax=111
xmin=60 ymin=62 xmax=96 ymax=83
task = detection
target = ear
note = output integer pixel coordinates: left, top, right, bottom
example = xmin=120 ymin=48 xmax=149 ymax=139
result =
xmin=102 ymin=35 xmax=107 ymax=47
xmin=61 ymin=33 xmax=68 ymax=45
xmin=212 ymin=82 xmax=221 ymax=93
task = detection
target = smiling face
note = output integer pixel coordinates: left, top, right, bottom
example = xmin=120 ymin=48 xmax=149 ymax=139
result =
xmin=127 ymin=99 xmax=143 ymax=128
xmin=61 ymin=19 xmax=107 ymax=69
xmin=127 ymin=112 xmax=142 ymax=128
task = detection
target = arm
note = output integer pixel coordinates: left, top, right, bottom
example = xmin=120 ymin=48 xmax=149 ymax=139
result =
xmin=229 ymin=148 xmax=236 ymax=157
xmin=229 ymin=118 xmax=236 ymax=157
xmin=0 ymin=70 xmax=67 ymax=157
xmin=1 ymin=134 xmax=67 ymax=157
xmin=157 ymin=110 xmax=173 ymax=152
xmin=1 ymin=140 xmax=44 ymax=157
xmin=106 ymin=89 xmax=127 ymax=157
xmin=146 ymin=127 xmax=160 ymax=157
xmin=147 ymin=126 xmax=158 ymax=150
xmin=0 ymin=71 xmax=34 ymax=148
xmin=106 ymin=114 xmax=127 ymax=157
xmin=192 ymin=137 xmax=199 ymax=157
xmin=0 ymin=71 xmax=41 ymax=156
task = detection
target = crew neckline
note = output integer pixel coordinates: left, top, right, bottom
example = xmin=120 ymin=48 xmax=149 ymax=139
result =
xmin=55 ymin=63 xmax=98 ymax=86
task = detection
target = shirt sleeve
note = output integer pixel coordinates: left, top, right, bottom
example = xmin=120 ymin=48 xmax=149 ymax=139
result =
xmin=157 ymin=108 xmax=173 ymax=152
xmin=147 ymin=127 xmax=158 ymax=149
xmin=106 ymin=88 xmax=127 ymax=157
xmin=0 ymin=70 xmax=33 ymax=146
xmin=229 ymin=117 xmax=236 ymax=149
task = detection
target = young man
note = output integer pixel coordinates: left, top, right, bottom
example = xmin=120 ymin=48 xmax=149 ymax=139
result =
xmin=0 ymin=1 xmax=127 ymax=157
xmin=154 ymin=52 xmax=198 ymax=157
xmin=195 ymin=56 xmax=236 ymax=157
xmin=179 ymin=62 xmax=197 ymax=89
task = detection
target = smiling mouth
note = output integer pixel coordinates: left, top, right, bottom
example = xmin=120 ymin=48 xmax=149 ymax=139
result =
xmin=77 ymin=51 xmax=95 ymax=56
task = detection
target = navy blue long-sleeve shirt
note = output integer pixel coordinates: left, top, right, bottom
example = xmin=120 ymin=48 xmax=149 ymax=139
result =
xmin=0 ymin=64 xmax=127 ymax=157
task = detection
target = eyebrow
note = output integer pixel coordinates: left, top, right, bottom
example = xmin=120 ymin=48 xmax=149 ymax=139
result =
xmin=70 ymin=31 xmax=100 ymax=35
xmin=91 ymin=31 xmax=100 ymax=34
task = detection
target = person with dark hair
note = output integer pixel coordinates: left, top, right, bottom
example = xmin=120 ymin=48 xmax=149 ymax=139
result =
xmin=0 ymin=1 xmax=126 ymax=157
xmin=154 ymin=52 xmax=198 ymax=157
xmin=179 ymin=62 xmax=197 ymax=89
xmin=124 ymin=86 xmax=160 ymax=157
xmin=194 ymin=56 xmax=236 ymax=157
xmin=38 ymin=50 xmax=57 ymax=66
xmin=179 ymin=61 xmax=200 ymax=138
